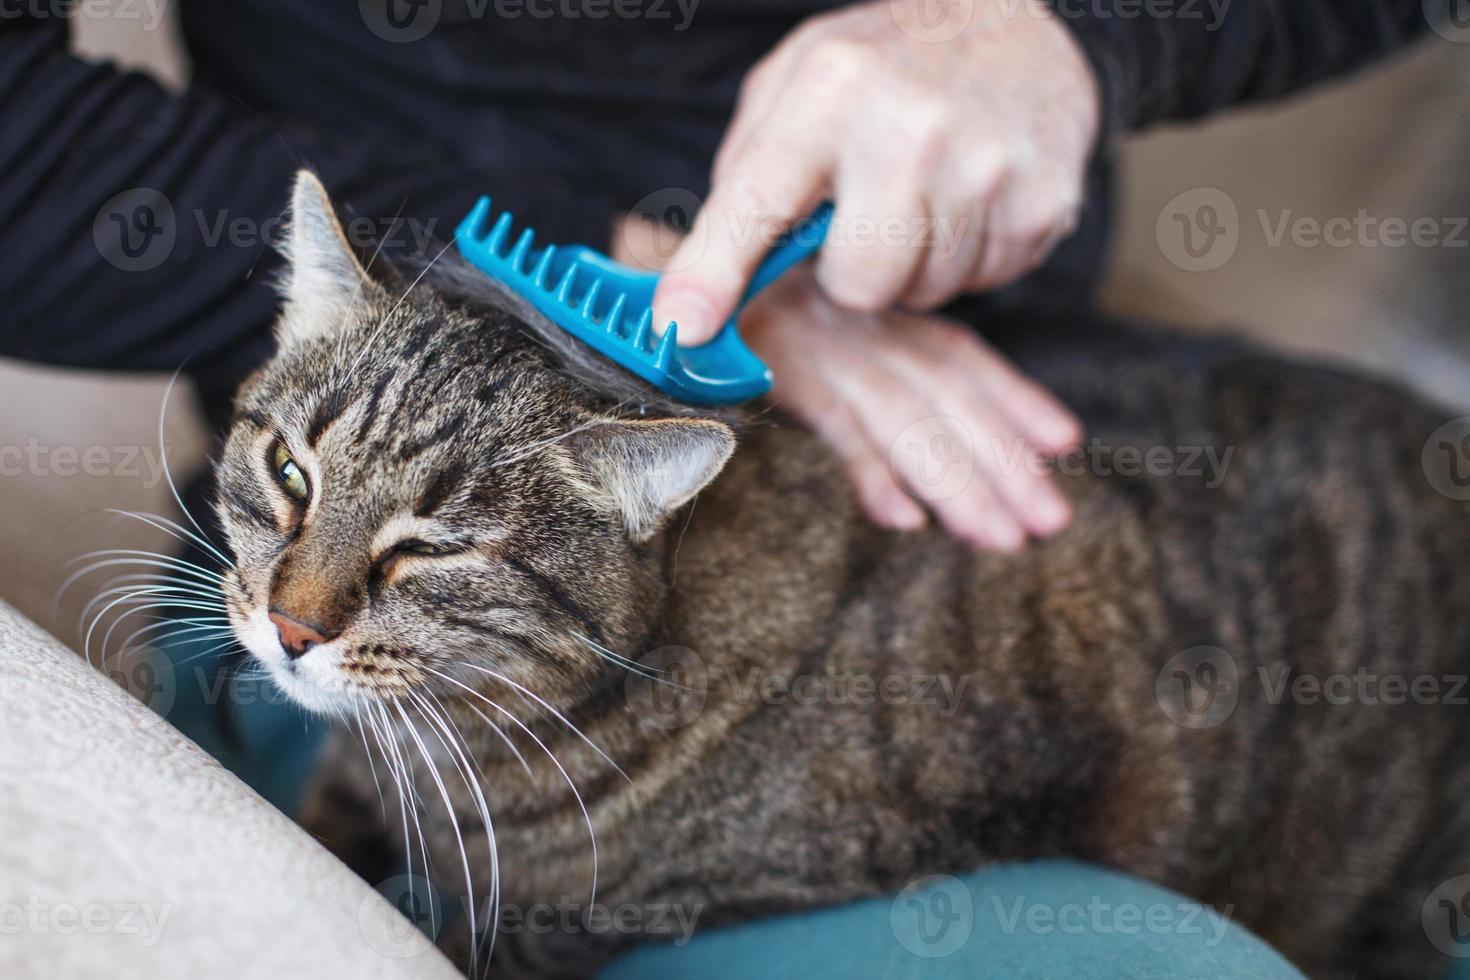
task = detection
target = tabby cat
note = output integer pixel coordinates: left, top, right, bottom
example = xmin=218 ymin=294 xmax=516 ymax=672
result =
xmin=214 ymin=173 xmax=1470 ymax=978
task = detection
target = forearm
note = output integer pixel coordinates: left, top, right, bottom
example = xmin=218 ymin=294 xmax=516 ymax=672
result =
xmin=0 ymin=15 xmax=614 ymax=394
xmin=1054 ymin=0 xmax=1440 ymax=136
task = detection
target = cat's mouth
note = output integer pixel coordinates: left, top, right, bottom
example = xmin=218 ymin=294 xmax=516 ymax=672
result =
xmin=220 ymin=567 xmax=362 ymax=712
xmin=225 ymin=603 xmax=352 ymax=713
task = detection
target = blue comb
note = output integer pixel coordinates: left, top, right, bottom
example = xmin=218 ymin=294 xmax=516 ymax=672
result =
xmin=455 ymin=198 xmax=834 ymax=406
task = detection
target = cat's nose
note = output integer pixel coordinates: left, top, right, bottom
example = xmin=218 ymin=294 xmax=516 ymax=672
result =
xmin=268 ymin=609 xmax=336 ymax=660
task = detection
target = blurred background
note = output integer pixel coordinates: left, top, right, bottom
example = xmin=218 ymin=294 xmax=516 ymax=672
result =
xmin=4 ymin=12 xmax=1468 ymax=645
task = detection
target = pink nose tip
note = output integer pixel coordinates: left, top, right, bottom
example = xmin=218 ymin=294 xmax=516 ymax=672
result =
xmin=268 ymin=610 xmax=332 ymax=659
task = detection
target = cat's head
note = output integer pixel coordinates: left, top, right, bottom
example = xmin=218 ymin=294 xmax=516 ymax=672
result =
xmin=215 ymin=172 xmax=735 ymax=715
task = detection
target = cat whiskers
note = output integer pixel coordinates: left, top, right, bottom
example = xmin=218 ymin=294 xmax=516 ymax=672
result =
xmin=65 ymin=565 xmax=229 ymax=669
xmin=424 ymin=665 xmax=602 ymax=917
xmin=345 ymin=237 xmax=459 ymax=384
xmin=332 ymin=199 xmax=406 ymax=364
xmin=103 ymin=509 xmax=232 ymax=569
xmin=392 ymin=694 xmax=500 ymax=973
xmin=487 ymin=387 xmax=651 ymax=472
xmin=366 ymin=699 xmax=439 ymax=940
xmin=451 ymin=661 xmax=630 ymax=784
xmin=569 ymin=629 xmax=678 ymax=686
xmin=157 ymin=367 xmax=231 ymax=562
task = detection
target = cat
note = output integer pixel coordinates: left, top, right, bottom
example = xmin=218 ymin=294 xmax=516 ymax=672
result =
xmin=213 ymin=172 xmax=1470 ymax=979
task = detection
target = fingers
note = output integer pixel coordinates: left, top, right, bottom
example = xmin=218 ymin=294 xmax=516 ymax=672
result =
xmin=754 ymin=310 xmax=928 ymax=533
xmin=653 ymin=102 xmax=832 ymax=346
xmin=810 ymin=405 xmax=929 ymax=533
xmin=818 ymin=343 xmax=1023 ymax=551
xmin=886 ymin=348 xmax=1071 ymax=540
xmin=917 ymin=322 xmax=1083 ymax=455
xmin=817 ymin=154 xmax=928 ymax=313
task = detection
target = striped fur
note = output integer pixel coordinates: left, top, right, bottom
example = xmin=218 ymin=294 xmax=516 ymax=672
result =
xmin=216 ymin=175 xmax=1470 ymax=979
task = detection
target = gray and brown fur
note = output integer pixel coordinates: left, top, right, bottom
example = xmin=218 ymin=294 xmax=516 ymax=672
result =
xmin=214 ymin=174 xmax=1470 ymax=979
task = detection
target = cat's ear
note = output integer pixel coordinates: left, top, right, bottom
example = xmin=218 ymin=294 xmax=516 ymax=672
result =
xmin=277 ymin=170 xmax=381 ymax=345
xmin=568 ymin=418 xmax=736 ymax=540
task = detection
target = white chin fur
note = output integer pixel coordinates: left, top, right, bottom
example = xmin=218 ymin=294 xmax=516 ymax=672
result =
xmin=230 ymin=607 xmax=358 ymax=715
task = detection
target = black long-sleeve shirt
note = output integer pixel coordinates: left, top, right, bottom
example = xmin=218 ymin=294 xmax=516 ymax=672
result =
xmin=0 ymin=0 xmax=1445 ymax=418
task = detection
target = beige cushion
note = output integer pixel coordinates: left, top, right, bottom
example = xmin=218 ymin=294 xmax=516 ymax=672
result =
xmin=0 ymin=599 xmax=461 ymax=980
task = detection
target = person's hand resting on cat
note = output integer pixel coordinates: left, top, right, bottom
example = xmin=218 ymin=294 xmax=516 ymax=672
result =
xmin=645 ymin=0 xmax=1098 ymax=548
xmin=742 ymin=269 xmax=1081 ymax=550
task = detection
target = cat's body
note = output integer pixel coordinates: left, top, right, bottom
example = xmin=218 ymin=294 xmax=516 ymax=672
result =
xmin=303 ymin=320 xmax=1470 ymax=979
xmin=223 ymin=176 xmax=1470 ymax=979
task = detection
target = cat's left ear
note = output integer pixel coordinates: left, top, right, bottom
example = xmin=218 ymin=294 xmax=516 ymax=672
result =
xmin=568 ymin=418 xmax=736 ymax=540
xmin=277 ymin=170 xmax=383 ymax=345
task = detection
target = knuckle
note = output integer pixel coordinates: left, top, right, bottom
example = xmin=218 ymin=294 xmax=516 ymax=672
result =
xmin=736 ymin=65 xmax=769 ymax=105
xmin=806 ymin=38 xmax=876 ymax=87
xmin=820 ymin=259 xmax=890 ymax=311
xmin=721 ymin=174 xmax=785 ymax=232
xmin=956 ymin=148 xmax=1009 ymax=196
xmin=1011 ymin=212 xmax=1059 ymax=253
xmin=893 ymin=101 xmax=950 ymax=172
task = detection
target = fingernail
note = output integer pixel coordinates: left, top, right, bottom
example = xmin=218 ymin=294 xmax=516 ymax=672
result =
xmin=1028 ymin=492 xmax=1072 ymax=536
xmin=986 ymin=514 xmax=1025 ymax=552
xmin=1040 ymin=415 xmax=1083 ymax=451
xmin=887 ymin=495 xmax=927 ymax=532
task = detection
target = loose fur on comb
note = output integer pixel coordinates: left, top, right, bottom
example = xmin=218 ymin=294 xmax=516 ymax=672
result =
xmin=416 ymin=248 xmax=745 ymax=427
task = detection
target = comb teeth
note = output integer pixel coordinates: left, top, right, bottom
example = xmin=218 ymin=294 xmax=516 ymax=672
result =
xmin=454 ymin=196 xmax=777 ymax=406
xmin=653 ymin=322 xmax=678 ymax=371
xmin=603 ymin=294 xmax=626 ymax=338
xmin=532 ymin=245 xmax=556 ymax=288
xmin=554 ymin=262 xmax=579 ymax=304
xmin=487 ymin=211 xmax=513 ymax=252
xmin=630 ymin=309 xmax=652 ymax=353
xmin=463 ymin=197 xmax=492 ymax=238
xmin=509 ymin=229 xmax=535 ymax=272
xmin=579 ymin=279 xmax=601 ymax=318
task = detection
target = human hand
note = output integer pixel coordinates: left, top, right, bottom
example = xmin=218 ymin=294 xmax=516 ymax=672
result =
xmin=652 ymin=0 xmax=1099 ymax=344
xmin=740 ymin=268 xmax=1081 ymax=550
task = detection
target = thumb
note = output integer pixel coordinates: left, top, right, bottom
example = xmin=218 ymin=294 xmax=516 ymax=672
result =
xmin=653 ymin=171 xmax=823 ymax=347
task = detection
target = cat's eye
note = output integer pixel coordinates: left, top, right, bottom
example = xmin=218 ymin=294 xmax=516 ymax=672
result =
xmin=272 ymin=442 xmax=310 ymax=502
xmin=397 ymin=540 xmax=456 ymax=557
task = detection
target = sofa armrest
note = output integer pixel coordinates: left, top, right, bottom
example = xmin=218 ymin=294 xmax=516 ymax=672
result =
xmin=0 ymin=599 xmax=461 ymax=980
